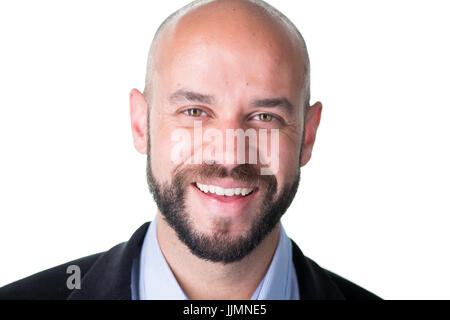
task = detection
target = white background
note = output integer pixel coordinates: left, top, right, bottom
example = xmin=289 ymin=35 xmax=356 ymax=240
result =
xmin=1 ymin=0 xmax=449 ymax=299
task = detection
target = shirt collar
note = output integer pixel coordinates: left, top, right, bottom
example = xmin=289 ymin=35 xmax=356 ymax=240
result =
xmin=256 ymin=222 xmax=300 ymax=299
xmin=134 ymin=215 xmax=299 ymax=300
xmin=138 ymin=215 xmax=188 ymax=299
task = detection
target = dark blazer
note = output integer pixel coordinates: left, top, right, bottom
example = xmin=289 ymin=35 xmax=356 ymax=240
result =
xmin=0 ymin=222 xmax=381 ymax=300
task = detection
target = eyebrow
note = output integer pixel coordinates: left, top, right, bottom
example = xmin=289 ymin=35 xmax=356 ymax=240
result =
xmin=169 ymin=90 xmax=215 ymax=105
xmin=169 ymin=89 xmax=294 ymax=114
xmin=251 ymin=97 xmax=294 ymax=114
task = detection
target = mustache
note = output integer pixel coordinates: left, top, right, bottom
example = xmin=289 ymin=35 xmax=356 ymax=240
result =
xmin=174 ymin=163 xmax=276 ymax=189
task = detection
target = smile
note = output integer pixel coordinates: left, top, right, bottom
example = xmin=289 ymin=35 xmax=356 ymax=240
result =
xmin=195 ymin=182 xmax=255 ymax=197
xmin=190 ymin=181 xmax=259 ymax=216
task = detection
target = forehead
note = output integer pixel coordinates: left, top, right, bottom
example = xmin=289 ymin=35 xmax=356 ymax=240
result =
xmin=152 ymin=3 xmax=305 ymax=103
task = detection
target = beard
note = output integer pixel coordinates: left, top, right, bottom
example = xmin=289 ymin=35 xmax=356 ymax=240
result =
xmin=146 ymin=158 xmax=300 ymax=264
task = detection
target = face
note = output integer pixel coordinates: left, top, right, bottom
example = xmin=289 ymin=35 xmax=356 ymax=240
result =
xmin=130 ymin=13 xmax=321 ymax=264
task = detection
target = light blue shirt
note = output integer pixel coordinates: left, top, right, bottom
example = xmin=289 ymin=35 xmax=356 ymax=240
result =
xmin=131 ymin=215 xmax=300 ymax=300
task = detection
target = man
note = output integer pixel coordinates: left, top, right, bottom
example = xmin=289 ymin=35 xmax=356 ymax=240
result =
xmin=0 ymin=0 xmax=380 ymax=300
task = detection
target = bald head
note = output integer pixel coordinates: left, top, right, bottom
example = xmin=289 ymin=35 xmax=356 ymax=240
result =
xmin=144 ymin=0 xmax=310 ymax=111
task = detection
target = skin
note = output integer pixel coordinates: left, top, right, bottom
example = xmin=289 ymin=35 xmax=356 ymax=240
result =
xmin=130 ymin=0 xmax=322 ymax=299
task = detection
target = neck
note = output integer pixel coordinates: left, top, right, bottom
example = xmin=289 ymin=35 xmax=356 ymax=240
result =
xmin=156 ymin=212 xmax=280 ymax=300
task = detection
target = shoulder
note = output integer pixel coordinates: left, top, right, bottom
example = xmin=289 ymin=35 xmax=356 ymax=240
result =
xmin=312 ymin=258 xmax=381 ymax=300
xmin=291 ymin=240 xmax=381 ymax=300
xmin=0 ymin=252 xmax=103 ymax=300
xmin=325 ymin=268 xmax=381 ymax=300
xmin=0 ymin=222 xmax=150 ymax=300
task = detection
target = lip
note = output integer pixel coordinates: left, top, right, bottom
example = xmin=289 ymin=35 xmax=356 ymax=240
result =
xmin=190 ymin=183 xmax=259 ymax=218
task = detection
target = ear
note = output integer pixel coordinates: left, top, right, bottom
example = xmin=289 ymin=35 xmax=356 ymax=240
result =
xmin=129 ymin=88 xmax=148 ymax=154
xmin=300 ymin=101 xmax=322 ymax=167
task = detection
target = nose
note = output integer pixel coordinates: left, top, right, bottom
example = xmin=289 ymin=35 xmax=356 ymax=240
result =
xmin=199 ymin=116 xmax=258 ymax=167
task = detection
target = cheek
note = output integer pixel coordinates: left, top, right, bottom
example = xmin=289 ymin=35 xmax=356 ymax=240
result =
xmin=149 ymin=119 xmax=180 ymax=184
xmin=277 ymin=136 xmax=301 ymax=184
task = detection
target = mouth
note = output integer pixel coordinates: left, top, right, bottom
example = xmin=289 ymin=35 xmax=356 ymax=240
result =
xmin=191 ymin=182 xmax=258 ymax=203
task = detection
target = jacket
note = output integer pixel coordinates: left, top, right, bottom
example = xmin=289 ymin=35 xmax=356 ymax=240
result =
xmin=0 ymin=222 xmax=381 ymax=300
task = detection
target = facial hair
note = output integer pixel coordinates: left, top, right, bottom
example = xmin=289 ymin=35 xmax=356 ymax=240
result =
xmin=147 ymin=160 xmax=300 ymax=264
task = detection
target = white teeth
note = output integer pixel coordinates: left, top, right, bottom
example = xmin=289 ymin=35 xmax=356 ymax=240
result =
xmin=215 ymin=186 xmax=225 ymax=196
xmin=200 ymin=184 xmax=208 ymax=193
xmin=225 ymin=189 xmax=235 ymax=196
xmin=195 ymin=183 xmax=254 ymax=197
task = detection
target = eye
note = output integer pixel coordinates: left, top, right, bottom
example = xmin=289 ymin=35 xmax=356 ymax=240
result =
xmin=183 ymin=108 xmax=207 ymax=117
xmin=253 ymin=113 xmax=276 ymax=122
